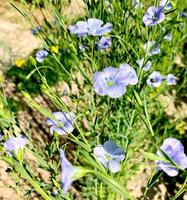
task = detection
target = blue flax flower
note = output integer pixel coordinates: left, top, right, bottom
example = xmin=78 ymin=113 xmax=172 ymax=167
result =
xmin=93 ymin=67 xmax=129 ymax=98
xmin=68 ymin=21 xmax=88 ymax=37
xmin=166 ymin=74 xmax=177 ymax=85
xmin=180 ymin=12 xmax=187 ymax=19
xmin=97 ymin=37 xmax=111 ymax=50
xmin=35 ymin=49 xmax=48 ymax=62
xmin=94 ymin=140 xmax=125 ymax=173
xmin=60 ymin=149 xmax=88 ymax=193
xmin=147 ymin=71 xmax=165 ymax=87
xmin=119 ymin=64 xmax=139 ymax=85
xmin=144 ymin=41 xmax=160 ymax=56
xmin=137 ymin=59 xmax=152 ymax=71
xmin=46 ymin=111 xmax=76 ymax=135
xmin=156 ymin=138 xmax=187 ymax=176
xmin=143 ymin=6 xmax=165 ymax=26
xmin=4 ymin=136 xmax=27 ymax=156
xmin=60 ymin=149 xmax=75 ymax=193
xmin=68 ymin=18 xmax=113 ymax=37
xmin=159 ymin=0 xmax=172 ymax=10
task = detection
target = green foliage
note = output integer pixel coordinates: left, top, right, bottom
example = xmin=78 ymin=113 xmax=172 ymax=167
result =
xmin=1 ymin=0 xmax=187 ymax=199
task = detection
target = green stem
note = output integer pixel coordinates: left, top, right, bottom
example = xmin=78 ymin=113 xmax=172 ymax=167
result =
xmin=14 ymin=161 xmax=54 ymax=200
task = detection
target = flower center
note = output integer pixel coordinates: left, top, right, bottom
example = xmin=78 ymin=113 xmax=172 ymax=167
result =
xmin=106 ymin=77 xmax=114 ymax=87
xmin=105 ymin=154 xmax=113 ymax=161
xmin=152 ymin=16 xmax=159 ymax=21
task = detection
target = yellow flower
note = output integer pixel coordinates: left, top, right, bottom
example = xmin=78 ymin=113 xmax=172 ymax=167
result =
xmin=50 ymin=46 xmax=59 ymax=54
xmin=15 ymin=58 xmax=26 ymax=68
xmin=0 ymin=71 xmax=4 ymax=84
xmin=176 ymin=121 xmax=187 ymax=135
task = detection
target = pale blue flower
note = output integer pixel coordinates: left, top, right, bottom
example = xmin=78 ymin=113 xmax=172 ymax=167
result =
xmin=94 ymin=140 xmax=125 ymax=173
xmin=166 ymin=74 xmax=177 ymax=85
xmin=119 ymin=63 xmax=139 ymax=85
xmin=156 ymin=138 xmax=187 ymax=176
xmin=137 ymin=59 xmax=152 ymax=71
xmin=143 ymin=6 xmax=165 ymax=26
xmin=164 ymin=33 xmax=172 ymax=41
xmin=46 ymin=111 xmax=76 ymax=135
xmin=97 ymin=37 xmax=111 ymax=50
xmin=159 ymin=0 xmax=172 ymax=10
xmin=68 ymin=18 xmax=113 ymax=37
xmin=68 ymin=21 xmax=88 ymax=37
xmin=144 ymin=41 xmax=160 ymax=56
xmin=60 ymin=149 xmax=88 ymax=193
xmin=35 ymin=50 xmax=48 ymax=62
xmin=93 ymin=67 xmax=129 ymax=98
xmin=60 ymin=149 xmax=75 ymax=193
xmin=4 ymin=136 xmax=27 ymax=156
xmin=180 ymin=12 xmax=187 ymax=19
xmin=87 ymin=18 xmax=113 ymax=36
xmin=147 ymin=71 xmax=165 ymax=87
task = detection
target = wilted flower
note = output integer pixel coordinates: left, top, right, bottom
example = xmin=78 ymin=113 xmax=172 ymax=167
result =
xmin=60 ymin=149 xmax=88 ymax=193
xmin=164 ymin=33 xmax=172 ymax=41
xmin=180 ymin=12 xmax=187 ymax=19
xmin=144 ymin=41 xmax=160 ymax=56
xmin=35 ymin=50 xmax=48 ymax=62
xmin=97 ymin=37 xmax=111 ymax=50
xmin=159 ymin=0 xmax=172 ymax=10
xmin=94 ymin=140 xmax=125 ymax=173
xmin=143 ymin=6 xmax=165 ymax=26
xmin=68 ymin=18 xmax=113 ymax=37
xmin=93 ymin=67 xmax=129 ymax=98
xmin=15 ymin=58 xmax=26 ymax=68
xmin=4 ymin=136 xmax=27 ymax=156
xmin=46 ymin=111 xmax=76 ymax=135
xmin=166 ymin=74 xmax=177 ymax=85
xmin=137 ymin=59 xmax=152 ymax=71
xmin=147 ymin=71 xmax=165 ymax=87
xmin=119 ymin=63 xmax=139 ymax=85
xmin=156 ymin=138 xmax=187 ymax=176
xmin=31 ymin=26 xmax=42 ymax=35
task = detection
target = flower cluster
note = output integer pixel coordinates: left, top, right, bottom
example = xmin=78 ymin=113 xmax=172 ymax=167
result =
xmin=93 ymin=64 xmax=138 ymax=98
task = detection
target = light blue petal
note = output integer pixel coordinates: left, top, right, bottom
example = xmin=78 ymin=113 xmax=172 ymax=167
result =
xmin=103 ymin=140 xmax=118 ymax=154
xmin=108 ymin=160 xmax=121 ymax=173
